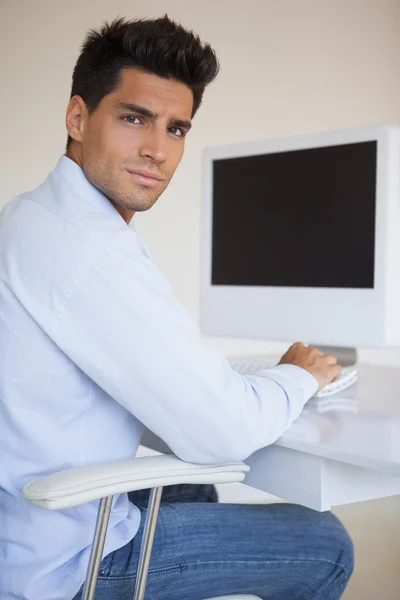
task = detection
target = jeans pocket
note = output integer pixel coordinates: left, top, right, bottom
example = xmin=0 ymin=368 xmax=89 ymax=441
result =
xmin=98 ymin=551 xmax=114 ymax=577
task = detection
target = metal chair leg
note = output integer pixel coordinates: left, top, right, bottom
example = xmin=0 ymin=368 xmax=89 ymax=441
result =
xmin=133 ymin=486 xmax=163 ymax=600
xmin=82 ymin=496 xmax=113 ymax=600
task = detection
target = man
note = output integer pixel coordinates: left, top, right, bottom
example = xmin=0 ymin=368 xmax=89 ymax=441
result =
xmin=0 ymin=15 xmax=353 ymax=600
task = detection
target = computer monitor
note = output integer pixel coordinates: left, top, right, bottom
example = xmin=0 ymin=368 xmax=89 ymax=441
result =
xmin=200 ymin=126 xmax=400 ymax=349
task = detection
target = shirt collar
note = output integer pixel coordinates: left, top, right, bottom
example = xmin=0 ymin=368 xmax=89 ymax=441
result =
xmin=53 ymin=155 xmax=136 ymax=230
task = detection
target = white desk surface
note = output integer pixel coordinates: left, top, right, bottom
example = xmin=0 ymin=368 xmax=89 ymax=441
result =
xmin=141 ymin=363 xmax=400 ymax=510
xmin=277 ymin=364 xmax=400 ymax=476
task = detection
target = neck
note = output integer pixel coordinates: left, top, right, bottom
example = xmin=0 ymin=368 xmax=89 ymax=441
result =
xmin=65 ymin=146 xmax=134 ymax=225
xmin=109 ymin=201 xmax=135 ymax=224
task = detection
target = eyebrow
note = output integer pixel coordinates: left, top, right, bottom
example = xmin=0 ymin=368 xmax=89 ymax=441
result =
xmin=114 ymin=102 xmax=192 ymax=131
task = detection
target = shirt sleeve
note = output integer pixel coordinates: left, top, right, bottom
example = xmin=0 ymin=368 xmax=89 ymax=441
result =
xmin=50 ymin=229 xmax=318 ymax=464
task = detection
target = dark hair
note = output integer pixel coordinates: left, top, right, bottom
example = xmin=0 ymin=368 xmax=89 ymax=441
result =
xmin=66 ymin=15 xmax=219 ymax=149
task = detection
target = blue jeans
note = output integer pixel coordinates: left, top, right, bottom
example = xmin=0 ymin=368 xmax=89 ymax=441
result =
xmin=73 ymin=484 xmax=354 ymax=600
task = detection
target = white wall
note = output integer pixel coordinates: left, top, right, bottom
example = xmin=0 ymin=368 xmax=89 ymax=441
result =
xmin=2 ymin=1 xmax=400 ymax=598
xmin=2 ymin=0 xmax=400 ymax=364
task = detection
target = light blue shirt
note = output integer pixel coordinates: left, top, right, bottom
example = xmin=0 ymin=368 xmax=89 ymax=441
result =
xmin=0 ymin=155 xmax=317 ymax=600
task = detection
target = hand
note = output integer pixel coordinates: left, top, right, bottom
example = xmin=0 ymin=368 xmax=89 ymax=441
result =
xmin=278 ymin=342 xmax=342 ymax=392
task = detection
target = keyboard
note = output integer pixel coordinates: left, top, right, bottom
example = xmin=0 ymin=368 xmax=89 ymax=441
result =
xmin=227 ymin=354 xmax=358 ymax=398
xmin=228 ymin=354 xmax=275 ymax=375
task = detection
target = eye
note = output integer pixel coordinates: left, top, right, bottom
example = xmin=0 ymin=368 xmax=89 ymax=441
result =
xmin=168 ymin=127 xmax=185 ymax=138
xmin=122 ymin=115 xmax=142 ymax=125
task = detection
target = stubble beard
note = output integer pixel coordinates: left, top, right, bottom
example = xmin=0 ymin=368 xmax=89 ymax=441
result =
xmin=85 ymin=159 xmax=165 ymax=213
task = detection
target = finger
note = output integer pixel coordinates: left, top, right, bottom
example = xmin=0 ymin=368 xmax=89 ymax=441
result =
xmin=309 ymin=347 xmax=324 ymax=357
xmin=331 ymin=364 xmax=342 ymax=380
xmin=325 ymin=354 xmax=338 ymax=365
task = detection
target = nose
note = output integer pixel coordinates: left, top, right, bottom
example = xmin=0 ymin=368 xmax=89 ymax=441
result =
xmin=139 ymin=128 xmax=167 ymax=164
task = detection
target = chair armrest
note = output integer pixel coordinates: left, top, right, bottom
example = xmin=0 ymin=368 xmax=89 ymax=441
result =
xmin=23 ymin=454 xmax=250 ymax=510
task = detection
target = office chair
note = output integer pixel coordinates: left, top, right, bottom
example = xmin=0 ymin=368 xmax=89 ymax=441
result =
xmin=23 ymin=453 xmax=262 ymax=600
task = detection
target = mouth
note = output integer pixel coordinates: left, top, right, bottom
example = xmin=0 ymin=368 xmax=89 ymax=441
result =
xmin=126 ymin=169 xmax=164 ymax=186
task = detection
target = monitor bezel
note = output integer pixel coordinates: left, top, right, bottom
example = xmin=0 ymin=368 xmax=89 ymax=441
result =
xmin=200 ymin=126 xmax=399 ymax=347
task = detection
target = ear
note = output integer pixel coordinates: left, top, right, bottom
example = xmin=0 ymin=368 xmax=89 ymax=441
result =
xmin=65 ymin=96 xmax=88 ymax=143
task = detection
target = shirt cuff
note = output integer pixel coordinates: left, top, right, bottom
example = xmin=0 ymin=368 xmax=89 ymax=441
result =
xmin=267 ymin=363 xmax=319 ymax=400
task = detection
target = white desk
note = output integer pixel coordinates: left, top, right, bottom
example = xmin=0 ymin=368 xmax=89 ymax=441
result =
xmin=142 ymin=364 xmax=400 ymax=511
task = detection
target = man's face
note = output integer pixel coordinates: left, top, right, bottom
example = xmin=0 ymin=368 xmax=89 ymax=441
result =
xmin=66 ymin=68 xmax=193 ymax=222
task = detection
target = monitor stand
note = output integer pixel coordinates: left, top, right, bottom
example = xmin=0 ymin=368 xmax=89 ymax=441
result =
xmin=313 ymin=345 xmax=357 ymax=367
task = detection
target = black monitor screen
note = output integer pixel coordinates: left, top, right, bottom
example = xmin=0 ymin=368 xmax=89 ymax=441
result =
xmin=211 ymin=141 xmax=377 ymax=288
